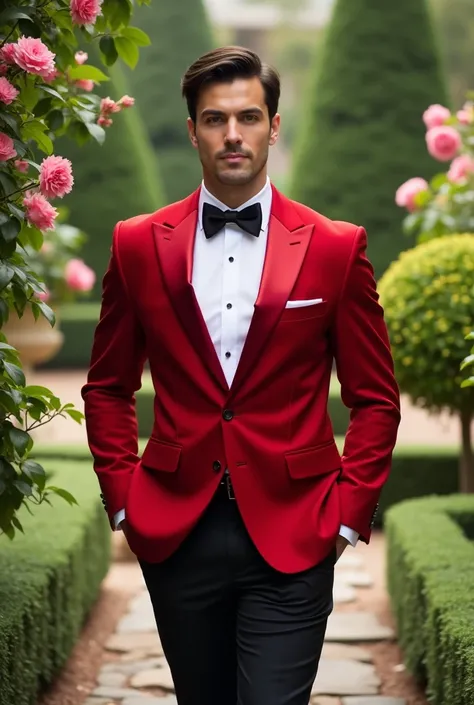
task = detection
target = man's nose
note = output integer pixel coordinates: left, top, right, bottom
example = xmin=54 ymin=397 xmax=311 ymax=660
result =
xmin=225 ymin=118 xmax=242 ymax=144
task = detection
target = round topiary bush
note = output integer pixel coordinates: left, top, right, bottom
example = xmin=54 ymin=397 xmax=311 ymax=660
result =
xmin=378 ymin=233 xmax=474 ymax=491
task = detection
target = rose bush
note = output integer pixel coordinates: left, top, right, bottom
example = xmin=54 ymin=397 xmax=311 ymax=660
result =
xmin=0 ymin=0 xmax=150 ymax=538
xmin=395 ymin=96 xmax=474 ymax=242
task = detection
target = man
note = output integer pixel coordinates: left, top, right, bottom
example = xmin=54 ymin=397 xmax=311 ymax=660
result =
xmin=82 ymin=46 xmax=400 ymax=705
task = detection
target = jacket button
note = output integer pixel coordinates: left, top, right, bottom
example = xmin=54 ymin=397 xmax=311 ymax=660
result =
xmin=212 ymin=460 xmax=222 ymax=472
xmin=222 ymin=409 xmax=234 ymax=421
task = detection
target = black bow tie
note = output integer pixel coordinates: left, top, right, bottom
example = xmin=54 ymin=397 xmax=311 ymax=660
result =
xmin=202 ymin=202 xmax=262 ymax=239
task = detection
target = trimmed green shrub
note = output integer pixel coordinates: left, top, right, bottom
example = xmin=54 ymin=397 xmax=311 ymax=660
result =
xmin=0 ymin=460 xmax=110 ymax=705
xmin=123 ymin=0 xmax=215 ymax=203
xmin=290 ymin=0 xmax=449 ymax=278
xmin=57 ymin=56 xmax=165 ymax=299
xmin=386 ymin=495 xmax=474 ymax=704
xmin=378 ymin=234 xmax=474 ymax=491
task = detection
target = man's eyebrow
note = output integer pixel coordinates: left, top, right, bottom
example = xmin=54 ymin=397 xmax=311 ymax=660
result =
xmin=200 ymin=107 xmax=265 ymax=117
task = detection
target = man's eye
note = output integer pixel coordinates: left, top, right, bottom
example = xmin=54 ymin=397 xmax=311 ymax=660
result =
xmin=207 ymin=116 xmax=222 ymax=124
xmin=244 ymin=115 xmax=258 ymax=122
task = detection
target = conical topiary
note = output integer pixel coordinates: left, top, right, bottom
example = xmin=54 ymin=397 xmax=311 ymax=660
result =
xmin=123 ymin=0 xmax=215 ymax=203
xmin=57 ymin=58 xmax=165 ymax=299
xmin=290 ymin=0 xmax=449 ymax=278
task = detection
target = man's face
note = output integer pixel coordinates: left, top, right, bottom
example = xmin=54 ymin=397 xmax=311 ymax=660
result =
xmin=187 ymin=76 xmax=280 ymax=187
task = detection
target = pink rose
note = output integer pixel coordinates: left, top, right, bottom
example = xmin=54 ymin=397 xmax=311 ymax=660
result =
xmin=12 ymin=37 xmax=56 ymax=78
xmin=0 ymin=76 xmax=19 ymax=105
xmin=447 ymin=155 xmax=474 ymax=184
xmin=43 ymin=67 xmax=61 ymax=83
xmin=97 ymin=116 xmax=113 ymax=127
xmin=70 ymin=0 xmax=103 ymax=26
xmin=76 ymin=79 xmax=94 ymax=92
xmin=75 ymin=51 xmax=88 ymax=65
xmin=425 ymin=126 xmax=462 ymax=162
xmin=0 ymin=44 xmax=16 ymax=64
xmin=39 ymin=155 xmax=74 ymax=199
xmin=36 ymin=288 xmax=50 ymax=302
xmin=23 ymin=192 xmax=58 ymax=232
xmin=65 ymin=259 xmax=96 ymax=292
xmin=14 ymin=159 xmax=29 ymax=173
xmin=457 ymin=110 xmax=472 ymax=126
xmin=422 ymin=104 xmax=451 ymax=130
xmin=0 ymin=132 xmax=17 ymax=161
xmin=395 ymin=177 xmax=429 ymax=212
xmin=100 ymin=97 xmax=121 ymax=115
xmin=118 ymin=94 xmax=135 ymax=108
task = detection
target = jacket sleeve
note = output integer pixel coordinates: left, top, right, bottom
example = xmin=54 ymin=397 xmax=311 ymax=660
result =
xmin=81 ymin=221 xmax=147 ymax=527
xmin=330 ymin=226 xmax=401 ymax=542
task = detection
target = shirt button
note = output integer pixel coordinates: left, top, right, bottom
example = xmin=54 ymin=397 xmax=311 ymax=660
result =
xmin=222 ymin=409 xmax=234 ymax=421
xmin=229 ymin=256 xmax=234 ymax=262
xmin=212 ymin=460 xmax=222 ymax=472
xmin=226 ymin=303 xmax=232 ymax=309
xmin=225 ymin=351 xmax=231 ymax=358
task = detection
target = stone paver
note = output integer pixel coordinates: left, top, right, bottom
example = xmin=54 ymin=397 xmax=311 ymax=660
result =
xmin=336 ymin=554 xmax=365 ymax=569
xmin=321 ymin=643 xmax=372 ymax=663
xmin=106 ymin=632 xmax=163 ymax=654
xmin=334 ymin=572 xmax=373 ymax=589
xmin=102 ymin=658 xmax=163 ymax=675
xmin=312 ymin=659 xmax=380 ymax=696
xmin=311 ymin=698 xmax=342 ymax=705
xmin=93 ymin=686 xmax=149 ymax=699
xmin=117 ymin=613 xmax=156 ymax=634
xmin=130 ymin=660 xmax=174 ymax=690
xmin=97 ymin=670 xmax=127 ymax=687
xmin=333 ymin=582 xmax=357 ymax=604
xmin=123 ymin=698 xmax=177 ymax=705
xmin=84 ymin=699 xmax=116 ymax=705
xmin=325 ymin=613 xmax=395 ymax=642
xmin=342 ymin=698 xmax=407 ymax=705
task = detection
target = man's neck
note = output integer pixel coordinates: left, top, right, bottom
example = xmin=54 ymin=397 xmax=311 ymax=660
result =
xmin=202 ymin=172 xmax=268 ymax=209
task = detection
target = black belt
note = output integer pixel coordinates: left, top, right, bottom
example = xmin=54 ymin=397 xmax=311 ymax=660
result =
xmin=219 ymin=469 xmax=235 ymax=500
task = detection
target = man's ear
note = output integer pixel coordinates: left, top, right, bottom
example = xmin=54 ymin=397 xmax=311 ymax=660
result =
xmin=269 ymin=113 xmax=281 ymax=146
xmin=187 ymin=117 xmax=198 ymax=148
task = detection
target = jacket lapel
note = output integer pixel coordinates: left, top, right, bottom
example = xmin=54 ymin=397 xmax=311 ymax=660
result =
xmin=229 ymin=187 xmax=314 ymax=398
xmin=152 ymin=189 xmax=229 ymax=392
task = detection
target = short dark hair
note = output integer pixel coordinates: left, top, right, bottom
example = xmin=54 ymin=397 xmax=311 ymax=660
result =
xmin=181 ymin=46 xmax=280 ymax=123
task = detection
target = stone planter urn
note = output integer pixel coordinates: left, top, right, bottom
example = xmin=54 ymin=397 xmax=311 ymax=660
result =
xmin=2 ymin=306 xmax=64 ymax=374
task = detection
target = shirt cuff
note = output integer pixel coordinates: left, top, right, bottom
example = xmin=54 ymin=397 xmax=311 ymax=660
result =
xmin=339 ymin=524 xmax=359 ymax=547
xmin=114 ymin=508 xmax=126 ymax=530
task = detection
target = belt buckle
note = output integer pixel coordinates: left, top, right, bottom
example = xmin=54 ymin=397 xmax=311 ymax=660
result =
xmin=225 ymin=473 xmax=235 ymax=500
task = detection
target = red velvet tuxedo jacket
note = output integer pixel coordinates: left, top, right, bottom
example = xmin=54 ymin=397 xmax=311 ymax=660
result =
xmin=82 ymin=185 xmax=400 ymax=572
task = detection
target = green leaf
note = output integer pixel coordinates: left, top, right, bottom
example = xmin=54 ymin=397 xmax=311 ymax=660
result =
xmin=64 ymin=408 xmax=84 ymax=424
xmin=0 ymin=172 xmax=18 ymax=198
xmin=8 ymin=427 xmax=30 ymax=455
xmin=36 ymin=301 xmax=55 ymax=326
xmin=24 ymin=225 xmax=44 ymax=251
xmin=68 ymin=65 xmax=110 ymax=83
xmin=103 ymin=0 xmax=132 ymax=29
xmin=85 ymin=121 xmax=106 ymax=145
xmin=38 ymin=85 xmax=67 ymax=103
xmin=33 ymin=130 xmax=54 ymax=155
xmin=115 ymin=36 xmax=139 ymax=69
xmin=8 ymin=203 xmax=25 ymax=221
xmin=13 ymin=479 xmax=32 ymax=496
xmin=46 ymin=485 xmax=78 ymax=506
xmin=0 ymin=217 xmax=21 ymax=243
xmin=0 ymin=7 xmax=35 ymax=22
xmin=11 ymin=515 xmax=24 ymax=533
xmin=23 ymin=385 xmax=56 ymax=398
xmin=0 ymin=110 xmax=21 ymax=136
xmin=34 ymin=97 xmax=53 ymax=117
xmin=120 ymin=26 xmax=151 ymax=46
xmin=99 ymin=35 xmax=119 ymax=67
xmin=19 ymin=78 xmax=40 ymax=112
xmin=67 ymin=120 xmax=91 ymax=146
xmin=3 ymin=362 xmax=26 ymax=387
xmin=22 ymin=460 xmax=46 ymax=491
xmin=461 ymin=377 xmax=474 ymax=388
xmin=0 ymin=263 xmax=15 ymax=290
xmin=0 ymin=389 xmax=22 ymax=416
xmin=461 ymin=354 xmax=474 ymax=371
xmin=46 ymin=109 xmax=65 ymax=131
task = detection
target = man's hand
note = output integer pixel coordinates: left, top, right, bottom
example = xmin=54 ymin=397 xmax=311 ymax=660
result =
xmin=335 ymin=534 xmax=350 ymax=562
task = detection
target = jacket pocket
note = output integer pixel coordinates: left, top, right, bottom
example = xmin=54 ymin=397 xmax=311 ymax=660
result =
xmin=285 ymin=439 xmax=341 ymax=480
xmin=140 ymin=436 xmax=182 ymax=473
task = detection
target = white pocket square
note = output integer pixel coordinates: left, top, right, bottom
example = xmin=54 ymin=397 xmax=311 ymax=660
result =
xmin=285 ymin=298 xmax=324 ymax=309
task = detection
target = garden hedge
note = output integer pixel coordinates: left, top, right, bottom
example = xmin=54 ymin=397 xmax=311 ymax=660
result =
xmin=123 ymin=0 xmax=215 ymax=203
xmin=290 ymin=0 xmax=449 ymax=278
xmin=0 ymin=460 xmax=111 ymax=705
xmin=385 ymin=495 xmax=474 ymax=705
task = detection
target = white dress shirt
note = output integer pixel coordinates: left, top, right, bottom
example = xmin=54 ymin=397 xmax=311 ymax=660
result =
xmin=114 ymin=177 xmax=359 ymax=547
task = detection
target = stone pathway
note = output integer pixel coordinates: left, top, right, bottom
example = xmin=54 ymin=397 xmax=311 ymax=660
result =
xmin=83 ymin=550 xmax=405 ymax=705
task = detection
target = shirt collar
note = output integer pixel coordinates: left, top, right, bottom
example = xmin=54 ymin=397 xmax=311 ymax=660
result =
xmin=198 ymin=176 xmax=272 ymax=233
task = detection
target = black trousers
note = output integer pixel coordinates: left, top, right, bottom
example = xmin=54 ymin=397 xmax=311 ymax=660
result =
xmin=140 ymin=482 xmax=336 ymax=705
